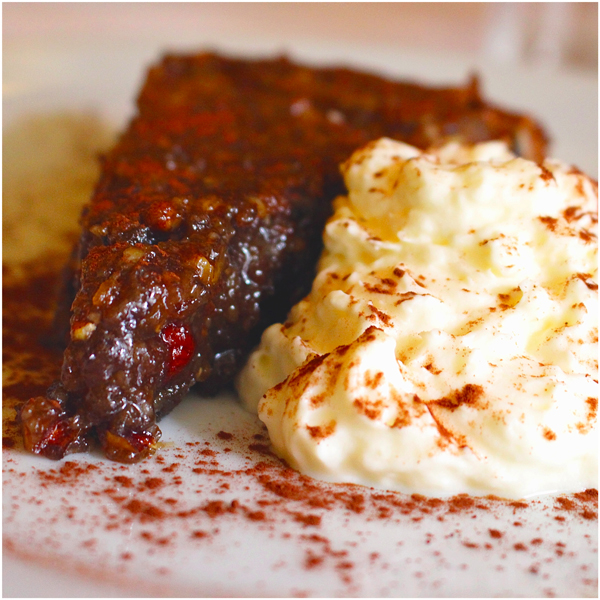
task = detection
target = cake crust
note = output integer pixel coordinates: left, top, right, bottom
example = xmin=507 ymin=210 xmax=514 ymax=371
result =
xmin=20 ymin=53 xmax=548 ymax=462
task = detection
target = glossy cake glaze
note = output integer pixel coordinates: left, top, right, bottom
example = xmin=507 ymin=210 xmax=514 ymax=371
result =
xmin=20 ymin=53 xmax=548 ymax=462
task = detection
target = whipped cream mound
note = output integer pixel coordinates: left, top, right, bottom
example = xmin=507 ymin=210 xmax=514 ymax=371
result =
xmin=237 ymin=139 xmax=598 ymax=498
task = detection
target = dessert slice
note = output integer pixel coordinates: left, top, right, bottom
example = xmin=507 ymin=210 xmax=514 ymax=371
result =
xmin=21 ymin=52 xmax=548 ymax=462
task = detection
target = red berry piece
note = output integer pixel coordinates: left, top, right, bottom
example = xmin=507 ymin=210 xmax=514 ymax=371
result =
xmin=34 ymin=420 xmax=75 ymax=456
xmin=102 ymin=429 xmax=158 ymax=463
xmin=20 ymin=396 xmax=87 ymax=459
xmin=161 ymin=322 xmax=195 ymax=378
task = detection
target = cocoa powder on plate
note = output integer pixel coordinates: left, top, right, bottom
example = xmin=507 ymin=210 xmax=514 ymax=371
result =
xmin=3 ymin=259 xmax=598 ymax=595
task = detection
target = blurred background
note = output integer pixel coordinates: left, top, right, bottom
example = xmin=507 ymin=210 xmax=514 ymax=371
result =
xmin=4 ymin=2 xmax=598 ymax=73
xmin=3 ymin=2 xmax=598 ymax=74
xmin=3 ymin=3 xmax=598 ymax=175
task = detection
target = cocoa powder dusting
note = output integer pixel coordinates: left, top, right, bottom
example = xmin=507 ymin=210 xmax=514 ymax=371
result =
xmin=3 ymin=258 xmax=598 ymax=596
xmin=432 ymin=384 xmax=485 ymax=411
xmin=3 ymin=260 xmax=67 ymax=451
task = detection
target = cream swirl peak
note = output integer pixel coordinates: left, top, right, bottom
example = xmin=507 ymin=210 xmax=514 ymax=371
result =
xmin=237 ymin=139 xmax=598 ymax=498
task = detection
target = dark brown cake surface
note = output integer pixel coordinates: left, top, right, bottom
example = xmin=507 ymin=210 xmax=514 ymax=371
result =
xmin=21 ymin=52 xmax=548 ymax=462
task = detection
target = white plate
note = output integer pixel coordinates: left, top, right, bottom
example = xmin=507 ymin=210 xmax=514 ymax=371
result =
xmin=3 ymin=30 xmax=597 ymax=599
